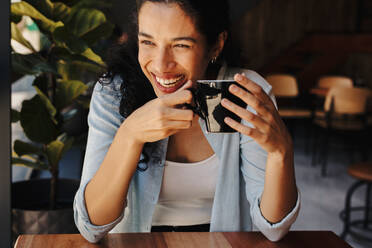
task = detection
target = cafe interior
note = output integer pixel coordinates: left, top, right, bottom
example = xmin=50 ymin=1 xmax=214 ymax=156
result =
xmin=6 ymin=0 xmax=372 ymax=247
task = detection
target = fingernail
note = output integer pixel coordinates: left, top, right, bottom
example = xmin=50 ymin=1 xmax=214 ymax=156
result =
xmin=230 ymin=84 xmax=238 ymax=92
xmin=236 ymin=74 xmax=243 ymax=80
xmin=224 ymin=117 xmax=232 ymax=123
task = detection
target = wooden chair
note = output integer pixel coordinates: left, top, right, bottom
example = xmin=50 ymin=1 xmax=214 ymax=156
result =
xmin=312 ymin=87 xmax=372 ymax=176
xmin=314 ymin=76 xmax=354 ymax=119
xmin=340 ymin=162 xmax=372 ymax=242
xmin=266 ymin=74 xmax=299 ymax=98
xmin=317 ymin=76 xmax=353 ymax=89
xmin=266 ymin=74 xmax=312 ymax=119
xmin=266 ymin=74 xmax=312 ymax=149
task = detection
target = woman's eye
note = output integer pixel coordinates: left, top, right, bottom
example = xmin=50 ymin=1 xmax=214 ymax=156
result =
xmin=174 ymin=44 xmax=190 ymax=49
xmin=140 ymin=40 xmax=154 ymax=46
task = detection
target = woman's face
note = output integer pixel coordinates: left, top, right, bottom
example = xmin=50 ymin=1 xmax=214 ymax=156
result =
xmin=137 ymin=2 xmax=211 ymax=96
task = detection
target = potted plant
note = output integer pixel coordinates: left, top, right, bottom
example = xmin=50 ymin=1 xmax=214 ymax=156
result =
xmin=10 ymin=0 xmax=113 ymax=239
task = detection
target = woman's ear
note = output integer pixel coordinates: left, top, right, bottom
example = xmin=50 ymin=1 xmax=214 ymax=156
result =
xmin=210 ymin=31 xmax=228 ymax=60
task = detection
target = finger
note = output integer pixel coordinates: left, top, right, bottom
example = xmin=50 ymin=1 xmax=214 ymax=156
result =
xmin=164 ymin=107 xmax=194 ymax=121
xmin=233 ymin=73 xmax=276 ymax=111
xmin=221 ymin=98 xmax=270 ymax=133
xmin=227 ymin=84 xmax=273 ymax=121
xmin=165 ymin=120 xmax=193 ymax=130
xmin=161 ymin=81 xmax=193 ymax=106
xmin=224 ymin=117 xmax=265 ymax=141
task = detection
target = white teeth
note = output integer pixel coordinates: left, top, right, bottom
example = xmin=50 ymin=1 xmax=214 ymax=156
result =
xmin=156 ymin=75 xmax=183 ymax=87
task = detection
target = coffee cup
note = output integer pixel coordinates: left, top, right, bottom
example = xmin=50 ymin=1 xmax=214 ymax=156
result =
xmin=187 ymin=80 xmax=247 ymax=133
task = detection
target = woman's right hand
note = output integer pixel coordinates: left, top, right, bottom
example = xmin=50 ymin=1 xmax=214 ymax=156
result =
xmin=121 ymin=80 xmax=195 ymax=144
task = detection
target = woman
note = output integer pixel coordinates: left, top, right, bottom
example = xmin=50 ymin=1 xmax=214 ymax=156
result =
xmin=74 ymin=0 xmax=300 ymax=243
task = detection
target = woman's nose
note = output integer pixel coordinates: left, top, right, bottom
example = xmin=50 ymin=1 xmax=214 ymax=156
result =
xmin=152 ymin=47 xmax=176 ymax=72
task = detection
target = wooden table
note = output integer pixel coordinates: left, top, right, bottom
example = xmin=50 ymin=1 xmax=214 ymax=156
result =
xmin=15 ymin=231 xmax=352 ymax=248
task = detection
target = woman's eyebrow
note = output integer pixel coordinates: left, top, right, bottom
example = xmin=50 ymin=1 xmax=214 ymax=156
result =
xmin=173 ymin=37 xmax=197 ymax=43
xmin=138 ymin=32 xmax=196 ymax=43
xmin=138 ymin=32 xmax=153 ymax=38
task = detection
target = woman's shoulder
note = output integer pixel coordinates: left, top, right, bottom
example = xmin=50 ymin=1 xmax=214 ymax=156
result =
xmin=91 ymin=74 xmax=124 ymax=107
xmin=224 ymin=67 xmax=272 ymax=94
xmin=94 ymin=74 xmax=123 ymax=94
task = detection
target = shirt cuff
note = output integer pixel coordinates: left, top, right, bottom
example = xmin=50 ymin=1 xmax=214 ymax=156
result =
xmin=252 ymin=189 xmax=301 ymax=242
xmin=73 ymin=181 xmax=125 ymax=243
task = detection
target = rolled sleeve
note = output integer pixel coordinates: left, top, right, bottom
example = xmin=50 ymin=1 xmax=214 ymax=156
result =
xmin=251 ymin=190 xmax=301 ymax=242
xmin=74 ymin=181 xmax=125 ymax=243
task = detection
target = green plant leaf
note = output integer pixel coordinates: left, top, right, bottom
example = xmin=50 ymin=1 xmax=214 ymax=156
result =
xmin=46 ymin=140 xmax=64 ymax=168
xmin=23 ymin=0 xmax=71 ymax=22
xmin=14 ymin=140 xmax=43 ymax=156
xmin=81 ymin=48 xmax=104 ymax=65
xmin=81 ymin=21 xmax=114 ymax=46
xmin=32 ymin=75 xmax=48 ymax=96
xmin=11 ymin=53 xmax=58 ymax=75
xmin=52 ymin=46 xmax=103 ymax=67
xmin=55 ymin=80 xmax=88 ymax=109
xmin=12 ymin=157 xmax=49 ymax=170
xmin=23 ymin=0 xmax=54 ymax=19
xmin=65 ymin=8 xmax=106 ymax=37
xmin=53 ymin=26 xmax=104 ymax=65
xmin=32 ymin=76 xmax=57 ymax=120
xmin=57 ymin=59 xmax=105 ymax=81
xmin=33 ymin=85 xmax=57 ymax=119
xmin=20 ymin=95 xmax=59 ymax=144
xmin=11 ymin=2 xmax=63 ymax=34
xmin=11 ymin=22 xmax=36 ymax=53
xmin=57 ymin=133 xmax=75 ymax=155
xmin=72 ymin=60 xmax=106 ymax=72
xmin=11 ymin=109 xmax=21 ymax=123
xmin=52 ymin=2 xmax=71 ymax=22
xmin=53 ymin=26 xmax=87 ymax=54
xmin=72 ymin=0 xmax=112 ymax=9
xmin=54 ymin=0 xmax=80 ymax=7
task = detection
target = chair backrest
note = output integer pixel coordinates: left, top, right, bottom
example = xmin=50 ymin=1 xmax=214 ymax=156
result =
xmin=324 ymin=87 xmax=372 ymax=114
xmin=266 ymin=74 xmax=298 ymax=97
xmin=317 ymin=76 xmax=353 ymax=89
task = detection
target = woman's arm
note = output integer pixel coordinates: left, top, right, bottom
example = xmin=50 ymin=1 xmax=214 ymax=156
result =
xmin=221 ymin=72 xmax=299 ymax=240
xmin=261 ymin=149 xmax=297 ymax=222
xmin=84 ymin=126 xmax=143 ymax=225
xmin=74 ymin=79 xmax=195 ymax=242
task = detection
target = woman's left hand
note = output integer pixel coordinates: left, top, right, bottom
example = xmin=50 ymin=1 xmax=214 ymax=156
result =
xmin=221 ymin=73 xmax=293 ymax=157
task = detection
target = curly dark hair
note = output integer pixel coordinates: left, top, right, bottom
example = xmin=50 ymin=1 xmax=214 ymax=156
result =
xmin=100 ymin=0 xmax=232 ymax=119
xmin=101 ymin=40 xmax=156 ymax=118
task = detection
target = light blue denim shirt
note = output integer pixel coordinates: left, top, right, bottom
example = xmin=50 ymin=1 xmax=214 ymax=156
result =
xmin=73 ymin=65 xmax=300 ymax=243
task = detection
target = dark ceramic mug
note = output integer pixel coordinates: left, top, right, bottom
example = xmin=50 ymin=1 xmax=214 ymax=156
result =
xmin=186 ymin=80 xmax=247 ymax=133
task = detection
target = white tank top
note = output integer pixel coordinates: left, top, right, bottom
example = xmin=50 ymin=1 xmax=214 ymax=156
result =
xmin=151 ymin=154 xmax=219 ymax=226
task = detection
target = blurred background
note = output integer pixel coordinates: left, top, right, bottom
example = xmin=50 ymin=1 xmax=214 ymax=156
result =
xmin=10 ymin=0 xmax=372 ymax=247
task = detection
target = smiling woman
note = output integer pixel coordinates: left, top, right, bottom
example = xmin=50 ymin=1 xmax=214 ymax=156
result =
xmin=73 ymin=0 xmax=300 ymax=244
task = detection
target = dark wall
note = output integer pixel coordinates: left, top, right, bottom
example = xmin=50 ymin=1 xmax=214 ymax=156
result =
xmin=231 ymin=0 xmax=359 ymax=70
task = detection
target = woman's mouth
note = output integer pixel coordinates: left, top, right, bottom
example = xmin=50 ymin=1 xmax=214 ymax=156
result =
xmin=152 ymin=73 xmax=186 ymax=93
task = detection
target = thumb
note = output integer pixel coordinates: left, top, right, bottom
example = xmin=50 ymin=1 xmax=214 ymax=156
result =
xmin=162 ymin=80 xmax=194 ymax=106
